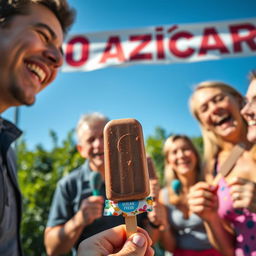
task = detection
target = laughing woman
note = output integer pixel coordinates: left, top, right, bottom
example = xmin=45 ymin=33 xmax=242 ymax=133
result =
xmin=188 ymin=81 xmax=256 ymax=256
xmin=148 ymin=135 xmax=224 ymax=256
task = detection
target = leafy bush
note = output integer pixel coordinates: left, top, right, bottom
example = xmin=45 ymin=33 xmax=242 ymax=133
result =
xmin=18 ymin=130 xmax=83 ymax=255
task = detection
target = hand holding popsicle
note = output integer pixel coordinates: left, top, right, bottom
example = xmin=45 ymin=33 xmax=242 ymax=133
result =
xmin=187 ymin=182 xmax=219 ymax=222
xmin=188 ymin=143 xmax=247 ymax=219
xmin=104 ymin=118 xmax=152 ymax=237
xmin=77 ymin=225 xmax=154 ymax=256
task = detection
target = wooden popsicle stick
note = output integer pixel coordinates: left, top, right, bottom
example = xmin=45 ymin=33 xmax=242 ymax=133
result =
xmin=125 ymin=216 xmax=137 ymax=237
xmin=212 ymin=143 xmax=247 ymax=186
xmin=212 ymin=173 xmax=222 ymax=187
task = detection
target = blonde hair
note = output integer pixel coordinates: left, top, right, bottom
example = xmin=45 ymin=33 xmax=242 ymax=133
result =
xmin=163 ymin=135 xmax=201 ymax=204
xmin=189 ymin=81 xmax=247 ymax=180
xmin=249 ymin=70 xmax=256 ymax=81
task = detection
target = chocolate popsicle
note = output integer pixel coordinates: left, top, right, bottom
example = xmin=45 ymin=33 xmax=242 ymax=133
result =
xmin=104 ymin=118 xmax=150 ymax=201
xmin=104 ymin=118 xmax=150 ymax=236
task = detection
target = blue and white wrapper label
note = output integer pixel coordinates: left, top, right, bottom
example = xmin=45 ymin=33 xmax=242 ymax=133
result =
xmin=104 ymin=196 xmax=153 ymax=217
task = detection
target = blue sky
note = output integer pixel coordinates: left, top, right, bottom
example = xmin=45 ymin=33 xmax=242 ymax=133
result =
xmin=3 ymin=0 xmax=256 ymax=149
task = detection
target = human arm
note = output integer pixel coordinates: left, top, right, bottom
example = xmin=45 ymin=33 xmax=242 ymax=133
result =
xmin=144 ymin=178 xmax=162 ymax=243
xmin=187 ymin=182 xmax=235 ymax=256
xmin=77 ymin=225 xmax=154 ymax=256
xmin=145 ymin=189 xmax=176 ymax=253
xmin=227 ymin=177 xmax=256 ymax=212
xmin=44 ymin=195 xmax=104 ymax=256
xmin=146 ymin=201 xmax=167 ymax=245
xmin=149 ymin=179 xmax=160 ymax=200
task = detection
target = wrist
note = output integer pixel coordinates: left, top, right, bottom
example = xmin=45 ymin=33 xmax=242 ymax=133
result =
xmin=204 ymin=213 xmax=220 ymax=224
xmin=76 ymin=210 xmax=88 ymax=227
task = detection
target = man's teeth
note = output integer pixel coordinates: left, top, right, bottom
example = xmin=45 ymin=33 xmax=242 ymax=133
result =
xmin=248 ymin=120 xmax=256 ymax=126
xmin=27 ymin=63 xmax=46 ymax=82
xmin=93 ymin=153 xmax=104 ymax=156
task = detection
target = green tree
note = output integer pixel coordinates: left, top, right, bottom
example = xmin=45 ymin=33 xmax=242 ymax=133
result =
xmin=145 ymin=126 xmax=168 ymax=186
xmin=18 ymin=130 xmax=83 ymax=256
xmin=191 ymin=136 xmax=204 ymax=158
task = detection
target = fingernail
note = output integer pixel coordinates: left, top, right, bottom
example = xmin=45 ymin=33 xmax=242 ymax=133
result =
xmin=132 ymin=234 xmax=146 ymax=247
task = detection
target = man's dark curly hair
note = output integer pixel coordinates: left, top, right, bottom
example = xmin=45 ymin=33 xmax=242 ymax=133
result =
xmin=0 ymin=0 xmax=75 ymax=35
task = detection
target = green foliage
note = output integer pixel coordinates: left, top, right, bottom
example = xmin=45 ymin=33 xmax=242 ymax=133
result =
xmin=145 ymin=126 xmax=168 ymax=186
xmin=191 ymin=136 xmax=204 ymax=158
xmin=17 ymin=129 xmax=83 ymax=256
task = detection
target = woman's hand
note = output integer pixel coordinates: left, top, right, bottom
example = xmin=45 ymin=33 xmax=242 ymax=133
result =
xmin=147 ymin=202 xmax=169 ymax=228
xmin=187 ymin=181 xmax=219 ymax=221
xmin=227 ymin=177 xmax=256 ymax=212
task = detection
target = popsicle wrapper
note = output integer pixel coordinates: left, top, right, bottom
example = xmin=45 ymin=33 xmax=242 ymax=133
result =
xmin=104 ymin=196 xmax=153 ymax=217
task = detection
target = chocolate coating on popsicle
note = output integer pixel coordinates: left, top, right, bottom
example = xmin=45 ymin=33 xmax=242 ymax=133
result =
xmin=147 ymin=156 xmax=157 ymax=179
xmin=104 ymin=118 xmax=150 ymax=201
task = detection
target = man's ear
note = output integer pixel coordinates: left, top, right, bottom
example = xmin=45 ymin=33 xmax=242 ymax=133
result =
xmin=76 ymin=145 xmax=87 ymax=158
xmin=77 ymin=144 xmax=84 ymax=157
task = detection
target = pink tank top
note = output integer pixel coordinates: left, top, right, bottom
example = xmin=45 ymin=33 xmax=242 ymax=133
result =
xmin=217 ymin=177 xmax=256 ymax=256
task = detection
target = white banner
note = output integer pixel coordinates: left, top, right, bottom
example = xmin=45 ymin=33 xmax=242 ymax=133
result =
xmin=62 ymin=18 xmax=256 ymax=72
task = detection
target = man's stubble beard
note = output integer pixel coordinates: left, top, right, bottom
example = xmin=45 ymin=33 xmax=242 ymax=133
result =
xmin=10 ymin=80 xmax=35 ymax=107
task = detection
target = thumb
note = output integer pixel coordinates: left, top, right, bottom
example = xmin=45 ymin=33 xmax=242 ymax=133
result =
xmin=113 ymin=233 xmax=148 ymax=256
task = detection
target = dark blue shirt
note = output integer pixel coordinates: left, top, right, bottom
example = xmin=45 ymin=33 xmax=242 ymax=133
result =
xmin=0 ymin=117 xmax=22 ymax=256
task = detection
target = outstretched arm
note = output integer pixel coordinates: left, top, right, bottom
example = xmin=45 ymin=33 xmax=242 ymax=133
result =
xmin=146 ymin=189 xmax=176 ymax=253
